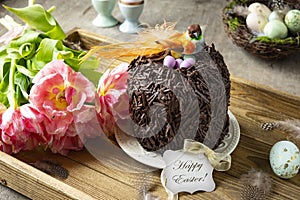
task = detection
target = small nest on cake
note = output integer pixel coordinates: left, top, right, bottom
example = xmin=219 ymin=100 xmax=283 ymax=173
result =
xmin=222 ymin=0 xmax=300 ymax=59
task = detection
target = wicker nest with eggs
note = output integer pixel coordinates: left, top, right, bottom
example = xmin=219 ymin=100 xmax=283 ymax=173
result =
xmin=223 ymin=0 xmax=300 ymax=59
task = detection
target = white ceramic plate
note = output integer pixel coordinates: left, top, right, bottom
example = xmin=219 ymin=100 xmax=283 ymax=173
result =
xmin=115 ymin=110 xmax=240 ymax=169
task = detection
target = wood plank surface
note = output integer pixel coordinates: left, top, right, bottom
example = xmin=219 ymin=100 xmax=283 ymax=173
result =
xmin=0 ymin=29 xmax=300 ymax=199
xmin=0 ymin=151 xmax=95 ymax=200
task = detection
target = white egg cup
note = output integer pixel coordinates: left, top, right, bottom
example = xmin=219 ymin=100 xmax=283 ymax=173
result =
xmin=91 ymin=0 xmax=118 ymax=28
xmin=118 ymin=1 xmax=144 ymax=33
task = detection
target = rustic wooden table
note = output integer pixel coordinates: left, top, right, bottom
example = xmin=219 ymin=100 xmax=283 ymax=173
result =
xmin=0 ymin=29 xmax=299 ymax=200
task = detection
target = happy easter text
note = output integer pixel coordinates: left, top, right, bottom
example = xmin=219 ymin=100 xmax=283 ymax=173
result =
xmin=171 ymin=160 xmax=208 ymax=184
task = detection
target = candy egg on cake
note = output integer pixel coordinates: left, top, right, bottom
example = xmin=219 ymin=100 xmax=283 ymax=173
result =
xmin=175 ymin=58 xmax=183 ymax=68
xmin=163 ymin=55 xmax=176 ymax=68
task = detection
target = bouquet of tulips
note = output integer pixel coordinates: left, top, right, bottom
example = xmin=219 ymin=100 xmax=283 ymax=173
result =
xmin=0 ymin=1 xmax=128 ymax=155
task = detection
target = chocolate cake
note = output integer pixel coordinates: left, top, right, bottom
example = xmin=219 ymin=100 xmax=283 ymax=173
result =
xmin=127 ymin=44 xmax=230 ymax=152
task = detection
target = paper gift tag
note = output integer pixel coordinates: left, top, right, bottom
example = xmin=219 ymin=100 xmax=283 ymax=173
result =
xmin=162 ymin=150 xmax=215 ymax=195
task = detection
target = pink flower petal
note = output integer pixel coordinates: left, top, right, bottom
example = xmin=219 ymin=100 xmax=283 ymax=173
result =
xmin=30 ymin=60 xmax=95 ymax=117
xmin=0 ymin=25 xmax=25 ymax=45
xmin=95 ymin=63 xmax=129 ymax=135
xmin=0 ymin=105 xmax=47 ymax=154
xmin=49 ymin=123 xmax=84 ymax=155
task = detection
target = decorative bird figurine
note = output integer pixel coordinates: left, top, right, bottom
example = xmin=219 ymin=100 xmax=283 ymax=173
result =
xmin=186 ymin=24 xmax=205 ymax=53
xmin=82 ymin=22 xmax=205 ymax=61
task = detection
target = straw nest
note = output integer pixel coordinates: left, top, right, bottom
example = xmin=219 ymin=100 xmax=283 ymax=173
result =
xmin=223 ymin=0 xmax=300 ymax=59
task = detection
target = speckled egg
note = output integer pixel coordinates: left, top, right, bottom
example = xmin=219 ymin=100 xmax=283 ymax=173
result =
xmin=269 ymin=140 xmax=300 ymax=179
xmin=248 ymin=3 xmax=271 ymax=18
xmin=264 ymin=20 xmax=288 ymax=39
xmin=246 ymin=13 xmax=268 ymax=34
xmin=269 ymin=11 xmax=284 ymax=22
xmin=284 ymin=9 xmax=300 ymax=34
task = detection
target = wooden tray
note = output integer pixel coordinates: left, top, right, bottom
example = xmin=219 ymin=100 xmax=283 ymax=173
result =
xmin=0 ymin=29 xmax=300 ymax=200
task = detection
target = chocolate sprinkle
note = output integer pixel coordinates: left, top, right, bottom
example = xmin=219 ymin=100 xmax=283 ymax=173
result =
xmin=127 ymin=45 xmax=230 ymax=152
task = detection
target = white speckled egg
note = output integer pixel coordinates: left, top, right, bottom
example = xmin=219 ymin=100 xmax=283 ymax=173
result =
xmin=270 ymin=140 xmax=300 ymax=179
xmin=284 ymin=9 xmax=300 ymax=34
xmin=248 ymin=3 xmax=271 ymax=18
xmin=264 ymin=20 xmax=288 ymax=39
xmin=246 ymin=13 xmax=268 ymax=34
xmin=269 ymin=11 xmax=284 ymax=22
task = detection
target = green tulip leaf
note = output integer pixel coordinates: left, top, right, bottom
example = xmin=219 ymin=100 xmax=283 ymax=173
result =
xmin=80 ymin=69 xmax=103 ymax=86
xmin=79 ymin=59 xmax=100 ymax=70
xmin=16 ymin=64 xmax=37 ymax=78
xmin=0 ymin=71 xmax=9 ymax=91
xmin=6 ymin=48 xmax=22 ymax=59
xmin=0 ymin=91 xmax=9 ymax=108
xmin=57 ymin=51 xmax=74 ymax=60
xmin=15 ymin=72 xmax=30 ymax=101
xmin=9 ymin=30 xmax=42 ymax=47
xmin=0 ymin=62 xmax=9 ymax=80
xmin=19 ymin=42 xmax=36 ymax=59
xmin=36 ymin=38 xmax=63 ymax=62
xmin=3 ymin=4 xmax=66 ymax=40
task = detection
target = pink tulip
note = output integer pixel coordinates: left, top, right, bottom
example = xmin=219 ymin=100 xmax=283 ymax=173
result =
xmin=0 ymin=105 xmax=47 ymax=154
xmin=73 ymin=105 xmax=102 ymax=139
xmin=43 ymin=113 xmax=73 ymax=137
xmin=20 ymin=104 xmax=46 ymax=136
xmin=30 ymin=60 xmax=95 ymax=118
xmin=28 ymin=60 xmax=100 ymax=155
xmin=0 ymin=107 xmax=26 ymax=154
xmin=0 ymin=60 xmax=130 ymax=155
xmin=95 ymin=63 xmax=129 ymax=135
xmin=46 ymin=105 xmax=100 ymax=155
xmin=49 ymin=122 xmax=84 ymax=155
